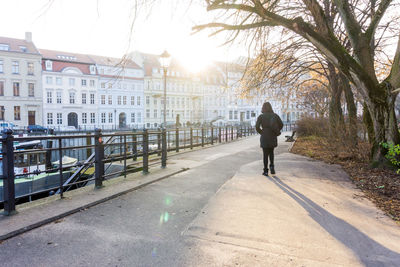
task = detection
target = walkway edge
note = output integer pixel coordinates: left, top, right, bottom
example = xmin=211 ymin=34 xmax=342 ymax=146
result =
xmin=0 ymin=167 xmax=189 ymax=242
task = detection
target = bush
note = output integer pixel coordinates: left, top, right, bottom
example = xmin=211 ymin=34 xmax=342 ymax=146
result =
xmin=295 ymin=116 xmax=329 ymax=137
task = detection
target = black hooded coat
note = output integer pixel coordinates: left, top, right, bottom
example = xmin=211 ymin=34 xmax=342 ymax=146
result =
xmin=255 ymin=112 xmax=283 ymax=148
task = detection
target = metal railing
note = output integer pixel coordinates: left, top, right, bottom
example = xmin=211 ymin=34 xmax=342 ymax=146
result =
xmin=0 ymin=126 xmax=257 ymax=215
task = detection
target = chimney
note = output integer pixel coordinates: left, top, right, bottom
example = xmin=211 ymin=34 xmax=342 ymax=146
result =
xmin=25 ymin=32 xmax=32 ymax=43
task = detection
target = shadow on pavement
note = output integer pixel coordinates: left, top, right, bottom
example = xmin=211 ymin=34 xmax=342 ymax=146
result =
xmin=269 ymin=175 xmax=400 ymax=267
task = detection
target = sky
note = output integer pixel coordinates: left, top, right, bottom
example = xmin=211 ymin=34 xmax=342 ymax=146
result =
xmin=0 ymin=0 xmax=247 ymax=72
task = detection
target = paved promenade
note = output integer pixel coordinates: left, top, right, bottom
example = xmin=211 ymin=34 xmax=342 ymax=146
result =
xmin=1 ymin=135 xmax=400 ymax=266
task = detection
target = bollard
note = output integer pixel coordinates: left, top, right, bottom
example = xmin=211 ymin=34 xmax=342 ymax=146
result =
xmin=211 ymin=126 xmax=214 ymax=145
xmin=201 ymin=127 xmax=205 ymax=147
xmin=175 ymin=127 xmax=180 ymax=152
xmin=190 ymin=127 xmax=193 ymax=149
xmin=2 ymin=129 xmax=16 ymax=215
xmin=143 ymin=129 xmax=149 ymax=174
xmin=161 ymin=128 xmax=167 ymax=167
xmin=94 ymin=128 xmax=105 ymax=188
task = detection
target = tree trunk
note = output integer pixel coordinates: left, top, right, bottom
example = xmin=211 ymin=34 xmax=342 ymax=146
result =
xmin=364 ymin=84 xmax=400 ymax=164
xmin=340 ymin=74 xmax=358 ymax=147
xmin=327 ymin=63 xmax=344 ymax=135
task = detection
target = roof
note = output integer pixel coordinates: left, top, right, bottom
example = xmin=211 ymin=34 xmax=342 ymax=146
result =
xmin=139 ymin=52 xmax=189 ymax=77
xmin=0 ymin=36 xmax=40 ymax=54
xmin=39 ymin=49 xmax=94 ymax=64
xmin=88 ymin=54 xmax=141 ymax=69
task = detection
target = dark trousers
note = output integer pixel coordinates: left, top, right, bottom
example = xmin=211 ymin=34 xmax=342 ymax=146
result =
xmin=262 ymin=148 xmax=274 ymax=172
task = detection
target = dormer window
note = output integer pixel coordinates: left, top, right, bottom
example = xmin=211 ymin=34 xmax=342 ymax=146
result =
xmin=45 ymin=60 xmax=53 ymax=71
xmin=89 ymin=65 xmax=96 ymax=74
xmin=0 ymin=44 xmax=9 ymax=51
xmin=19 ymin=46 xmax=27 ymax=52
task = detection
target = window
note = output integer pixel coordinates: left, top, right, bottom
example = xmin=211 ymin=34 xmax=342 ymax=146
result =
xmin=82 ymin=113 xmax=87 ymax=124
xmin=90 ymin=94 xmax=95 ymax=104
xmin=154 ymin=99 xmax=157 ymax=105
xmin=108 ymin=95 xmax=112 ymax=105
xmin=14 ymin=106 xmax=21 ymax=120
xmin=229 ymin=110 xmax=233 ymax=120
xmin=47 ymin=113 xmax=53 ymax=124
xmin=28 ymin=83 xmax=34 ymax=97
xmin=47 ymin=91 xmax=52 ymax=103
xmin=69 ymin=92 xmax=75 ymax=104
xmin=12 ymin=61 xmax=19 ymax=74
xmin=101 ymin=113 xmax=106 ymax=123
xmin=82 ymin=93 xmax=87 ymax=104
xmin=166 ymin=110 xmax=170 ymax=118
xmin=146 ymin=109 xmax=150 ymax=118
xmin=137 ymin=112 xmax=142 ymax=123
xmin=108 ymin=83 xmax=112 ymax=89
xmin=234 ymin=111 xmax=238 ymax=120
xmin=0 ymin=81 xmax=3 ymax=96
xmin=0 ymin=60 xmax=3 ymax=73
xmin=27 ymin=62 xmax=34 ymax=75
xmin=154 ymin=109 xmax=157 ymax=118
xmin=45 ymin=60 xmax=52 ymax=71
xmin=118 ymin=96 xmax=122 ymax=105
xmin=101 ymin=82 xmax=105 ymax=89
xmin=46 ymin=76 xmax=53 ymax=84
xmin=81 ymin=79 xmax=87 ymax=86
xmin=69 ymin=78 xmax=75 ymax=86
xmin=56 ymin=77 xmax=62 ymax=85
xmin=108 ymin=113 xmax=113 ymax=123
xmin=246 ymin=111 xmax=250 ymax=120
xmin=0 ymin=44 xmax=9 ymax=51
xmin=137 ymin=96 xmax=141 ymax=106
xmin=131 ymin=113 xmax=135 ymax=123
xmin=101 ymin=95 xmax=105 ymax=105
xmin=13 ymin=82 xmax=20 ymax=96
xmin=56 ymin=92 xmax=62 ymax=104
xmin=90 ymin=113 xmax=95 ymax=124
xmin=123 ymin=96 xmax=127 ymax=105
xmin=131 ymin=96 xmax=135 ymax=105
xmin=90 ymin=80 xmax=95 ymax=87
xmin=146 ymin=96 xmax=150 ymax=105
xmin=90 ymin=65 xmax=96 ymax=74
xmin=57 ymin=113 xmax=62 ymax=124
xmin=0 ymin=106 xmax=4 ymax=120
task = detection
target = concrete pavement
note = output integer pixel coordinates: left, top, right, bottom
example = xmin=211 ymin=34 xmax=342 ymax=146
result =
xmin=1 ymin=135 xmax=400 ymax=266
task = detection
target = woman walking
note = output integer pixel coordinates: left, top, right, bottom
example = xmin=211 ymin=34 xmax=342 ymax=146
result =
xmin=256 ymin=102 xmax=283 ymax=176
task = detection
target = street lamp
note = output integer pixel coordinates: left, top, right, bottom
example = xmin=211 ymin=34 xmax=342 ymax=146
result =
xmin=159 ymin=50 xmax=171 ymax=128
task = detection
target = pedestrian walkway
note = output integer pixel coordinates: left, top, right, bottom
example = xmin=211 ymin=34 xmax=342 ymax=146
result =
xmin=1 ymin=135 xmax=399 ymax=266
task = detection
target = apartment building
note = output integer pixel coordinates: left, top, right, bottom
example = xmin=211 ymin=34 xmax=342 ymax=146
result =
xmin=40 ymin=49 xmax=98 ymax=130
xmin=131 ymin=52 xmax=203 ymax=128
xmin=0 ymin=32 xmax=42 ymax=126
xmin=90 ymin=55 xmax=144 ymax=129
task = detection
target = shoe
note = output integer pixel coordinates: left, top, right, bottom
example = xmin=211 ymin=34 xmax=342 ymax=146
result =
xmin=270 ymin=165 xmax=275 ymax=175
xmin=262 ymin=171 xmax=268 ymax=176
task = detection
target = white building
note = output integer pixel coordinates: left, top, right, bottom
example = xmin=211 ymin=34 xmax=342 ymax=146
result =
xmin=131 ymin=52 xmax=203 ymax=128
xmin=0 ymin=32 xmax=42 ymax=127
xmin=40 ymin=49 xmax=98 ymax=130
xmin=90 ymin=55 xmax=144 ymax=129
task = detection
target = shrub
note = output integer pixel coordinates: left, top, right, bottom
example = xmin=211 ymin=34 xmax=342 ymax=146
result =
xmin=295 ymin=116 xmax=329 ymax=137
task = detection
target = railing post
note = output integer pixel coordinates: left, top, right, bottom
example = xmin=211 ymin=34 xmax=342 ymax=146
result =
xmin=94 ymin=128 xmax=105 ymax=188
xmin=175 ymin=127 xmax=180 ymax=152
xmin=211 ymin=126 xmax=214 ymax=145
xmin=225 ymin=126 xmax=228 ymax=142
xmin=201 ymin=127 xmax=205 ymax=147
xmin=157 ymin=129 xmax=161 ymax=156
xmin=143 ymin=129 xmax=149 ymax=174
xmin=231 ymin=126 xmax=234 ymax=141
xmin=236 ymin=126 xmax=239 ymax=139
xmin=132 ymin=130 xmax=137 ymax=161
xmin=2 ymin=129 xmax=16 ymax=215
xmin=190 ymin=127 xmax=193 ymax=149
xmin=218 ymin=127 xmax=222 ymax=143
xmin=58 ymin=138 xmax=64 ymax=197
xmin=161 ymin=128 xmax=167 ymax=168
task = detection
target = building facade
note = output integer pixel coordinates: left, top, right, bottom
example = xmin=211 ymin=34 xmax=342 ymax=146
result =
xmin=0 ymin=32 xmax=42 ymax=127
xmin=40 ymin=49 xmax=98 ymax=130
xmin=90 ymin=55 xmax=145 ymax=129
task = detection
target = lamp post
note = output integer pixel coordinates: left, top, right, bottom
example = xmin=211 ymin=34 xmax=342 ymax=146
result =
xmin=159 ymin=50 xmax=171 ymax=128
